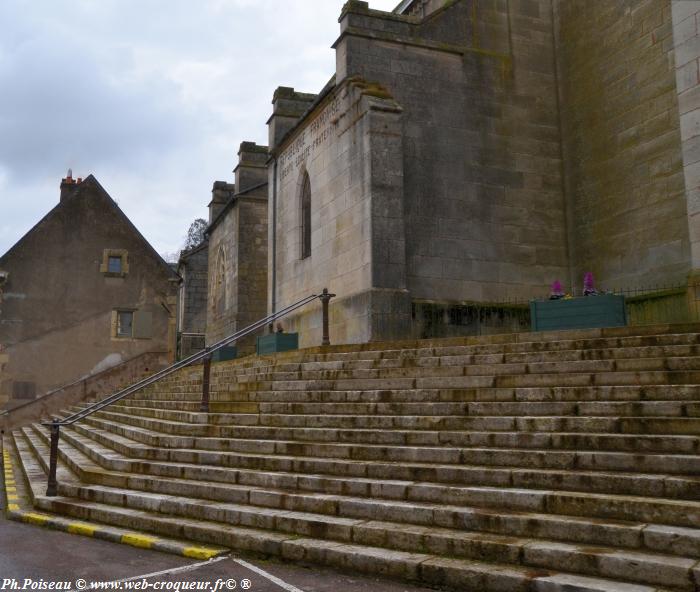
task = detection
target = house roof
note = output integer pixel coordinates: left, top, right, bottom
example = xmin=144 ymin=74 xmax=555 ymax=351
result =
xmin=0 ymin=174 xmax=179 ymax=281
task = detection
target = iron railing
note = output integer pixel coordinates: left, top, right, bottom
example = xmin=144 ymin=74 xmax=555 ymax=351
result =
xmin=177 ymin=332 xmax=206 ymax=359
xmin=414 ymin=283 xmax=700 ymax=339
xmin=42 ymin=289 xmax=335 ymax=496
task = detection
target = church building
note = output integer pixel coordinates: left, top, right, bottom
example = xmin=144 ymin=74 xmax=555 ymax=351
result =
xmin=207 ymin=0 xmax=700 ymax=346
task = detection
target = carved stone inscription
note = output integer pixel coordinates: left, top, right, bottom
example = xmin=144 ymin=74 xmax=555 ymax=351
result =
xmin=280 ymin=97 xmax=341 ymax=181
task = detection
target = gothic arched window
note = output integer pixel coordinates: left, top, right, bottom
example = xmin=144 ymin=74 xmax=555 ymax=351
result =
xmin=215 ymin=248 xmax=226 ymax=316
xmin=300 ymin=172 xmax=311 ymax=260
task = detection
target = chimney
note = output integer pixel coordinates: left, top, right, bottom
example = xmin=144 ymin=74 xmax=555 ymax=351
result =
xmin=209 ymin=181 xmax=235 ymax=224
xmin=60 ymin=169 xmax=81 ymax=202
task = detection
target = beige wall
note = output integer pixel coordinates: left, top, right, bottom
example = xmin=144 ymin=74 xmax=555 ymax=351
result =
xmin=555 ymin=0 xmax=690 ymax=291
xmin=271 ymin=79 xmax=410 ymax=346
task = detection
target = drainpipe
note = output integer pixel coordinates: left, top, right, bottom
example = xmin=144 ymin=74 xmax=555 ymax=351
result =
xmin=271 ymin=156 xmax=278 ymax=319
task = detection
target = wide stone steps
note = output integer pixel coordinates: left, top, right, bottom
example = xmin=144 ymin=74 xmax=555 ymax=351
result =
xmin=121 ymin=384 xmax=700 ymax=405
xmin=40 ymin=419 xmax=700 ymax=503
xmin=81 ymin=407 xmax=700 ymax=454
xmin=81 ymin=407 xmax=700 ymax=435
xmin=26 ymin=423 xmax=700 ymax=553
xmin=64 ymin=412 xmax=700 ymax=481
xmin=32 ymin=420 xmax=700 ymax=526
xmin=111 ymin=398 xmax=700 ymax=418
xmin=11 ymin=427 xmax=697 ymax=591
xmin=11 ymin=324 xmax=700 ymax=591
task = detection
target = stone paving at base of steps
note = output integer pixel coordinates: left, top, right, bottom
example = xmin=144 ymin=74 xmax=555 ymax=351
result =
xmin=0 ymin=514 xmax=438 ymax=592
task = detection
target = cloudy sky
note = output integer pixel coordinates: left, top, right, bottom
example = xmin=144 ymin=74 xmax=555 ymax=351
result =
xmin=0 ymin=0 xmax=398 ymax=259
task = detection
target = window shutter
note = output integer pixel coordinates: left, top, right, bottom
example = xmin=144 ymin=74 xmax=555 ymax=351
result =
xmin=133 ymin=311 xmax=153 ymax=339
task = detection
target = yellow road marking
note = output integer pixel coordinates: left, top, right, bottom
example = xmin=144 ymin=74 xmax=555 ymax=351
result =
xmin=8 ymin=504 xmax=20 ymax=511
xmin=183 ymin=547 xmax=223 ymax=560
xmin=22 ymin=513 xmax=51 ymax=525
xmin=121 ymin=533 xmax=158 ymax=548
xmin=7 ymin=495 xmax=19 ymax=501
xmin=68 ymin=522 xmax=97 ymax=536
xmin=5 ymin=487 xmax=16 ymax=494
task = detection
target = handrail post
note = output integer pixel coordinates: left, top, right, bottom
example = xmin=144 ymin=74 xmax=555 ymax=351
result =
xmin=46 ymin=419 xmax=60 ymax=496
xmin=200 ymin=353 xmax=212 ymax=412
xmin=319 ymin=288 xmax=336 ymax=346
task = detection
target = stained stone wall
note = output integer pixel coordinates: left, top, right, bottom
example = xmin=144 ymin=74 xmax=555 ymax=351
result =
xmin=207 ymin=206 xmax=239 ymax=343
xmin=177 ymin=243 xmax=208 ymax=334
xmin=270 ymin=79 xmax=409 ymax=346
xmin=335 ymin=0 xmax=570 ymax=304
xmin=206 ymin=143 xmax=268 ymax=350
xmin=555 ymin=0 xmax=690 ymax=290
xmin=243 ymin=0 xmax=700 ymax=345
xmin=672 ymin=1 xmax=700 ymax=274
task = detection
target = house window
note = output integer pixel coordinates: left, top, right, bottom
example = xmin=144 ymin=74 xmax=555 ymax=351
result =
xmin=100 ymin=249 xmax=129 ymax=277
xmin=108 ymin=256 xmax=123 ymax=274
xmin=300 ymin=172 xmax=311 ymax=259
xmin=116 ymin=310 xmax=134 ymax=337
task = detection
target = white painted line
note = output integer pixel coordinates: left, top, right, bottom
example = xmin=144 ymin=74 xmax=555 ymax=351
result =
xmin=234 ymin=558 xmax=307 ymax=592
xmin=65 ymin=555 xmax=230 ymax=592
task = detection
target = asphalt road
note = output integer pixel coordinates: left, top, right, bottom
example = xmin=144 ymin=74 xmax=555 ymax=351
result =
xmin=0 ymin=513 xmax=439 ymax=592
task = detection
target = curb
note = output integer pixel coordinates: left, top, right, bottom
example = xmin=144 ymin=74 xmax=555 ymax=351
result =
xmin=2 ymin=445 xmax=228 ymax=561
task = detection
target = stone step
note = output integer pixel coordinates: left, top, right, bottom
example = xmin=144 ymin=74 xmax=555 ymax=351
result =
xmin=42 ymin=420 xmax=700 ymax=523
xmin=122 ymin=384 xmax=700 ymax=405
xmin=31 ymin=496 xmax=679 ymax=592
xmin=64 ymin=412 xmax=700 ymax=478
xmin=85 ymin=407 xmax=700 ymax=435
xmin=209 ymin=354 xmax=700 ymax=388
xmin=110 ymin=399 xmax=700 ymax=419
xmin=79 ymin=411 xmax=700 ymax=454
xmin=224 ymin=357 xmax=700 ymax=380
xmin=227 ymin=371 xmax=700 ymax=392
xmin=63 ymin=418 xmax=700 ymax=500
xmin=35 ymin=424 xmax=700 ymax=559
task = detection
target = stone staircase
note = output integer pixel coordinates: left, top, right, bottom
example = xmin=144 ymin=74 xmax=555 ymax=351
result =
xmin=5 ymin=324 xmax=700 ymax=591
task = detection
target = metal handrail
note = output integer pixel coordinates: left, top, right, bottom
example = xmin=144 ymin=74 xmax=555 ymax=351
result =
xmin=41 ymin=289 xmax=336 ymax=496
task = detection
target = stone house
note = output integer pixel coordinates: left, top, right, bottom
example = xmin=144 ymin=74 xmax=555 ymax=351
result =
xmin=0 ymin=173 xmax=179 ymax=410
xmin=208 ymin=0 xmax=700 ymax=346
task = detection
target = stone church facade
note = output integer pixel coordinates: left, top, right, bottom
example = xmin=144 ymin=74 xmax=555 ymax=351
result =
xmin=206 ymin=0 xmax=700 ymax=347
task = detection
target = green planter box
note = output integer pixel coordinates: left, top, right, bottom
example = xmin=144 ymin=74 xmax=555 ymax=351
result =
xmin=530 ymin=294 xmax=627 ymax=332
xmin=211 ymin=346 xmax=237 ymax=362
xmin=257 ymin=333 xmax=299 ymax=355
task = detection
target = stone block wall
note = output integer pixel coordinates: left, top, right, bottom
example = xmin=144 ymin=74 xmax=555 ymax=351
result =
xmin=336 ymin=0 xmax=570 ymax=304
xmin=236 ymin=197 xmax=268 ymax=332
xmin=207 ymin=207 xmax=239 ymax=343
xmin=206 ymin=144 xmax=269 ymax=351
xmin=178 ymin=244 xmax=208 ymax=335
xmin=555 ymin=0 xmax=690 ymax=291
xmin=672 ymin=1 xmax=700 ymax=273
xmin=270 ymin=79 xmax=410 ymax=346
